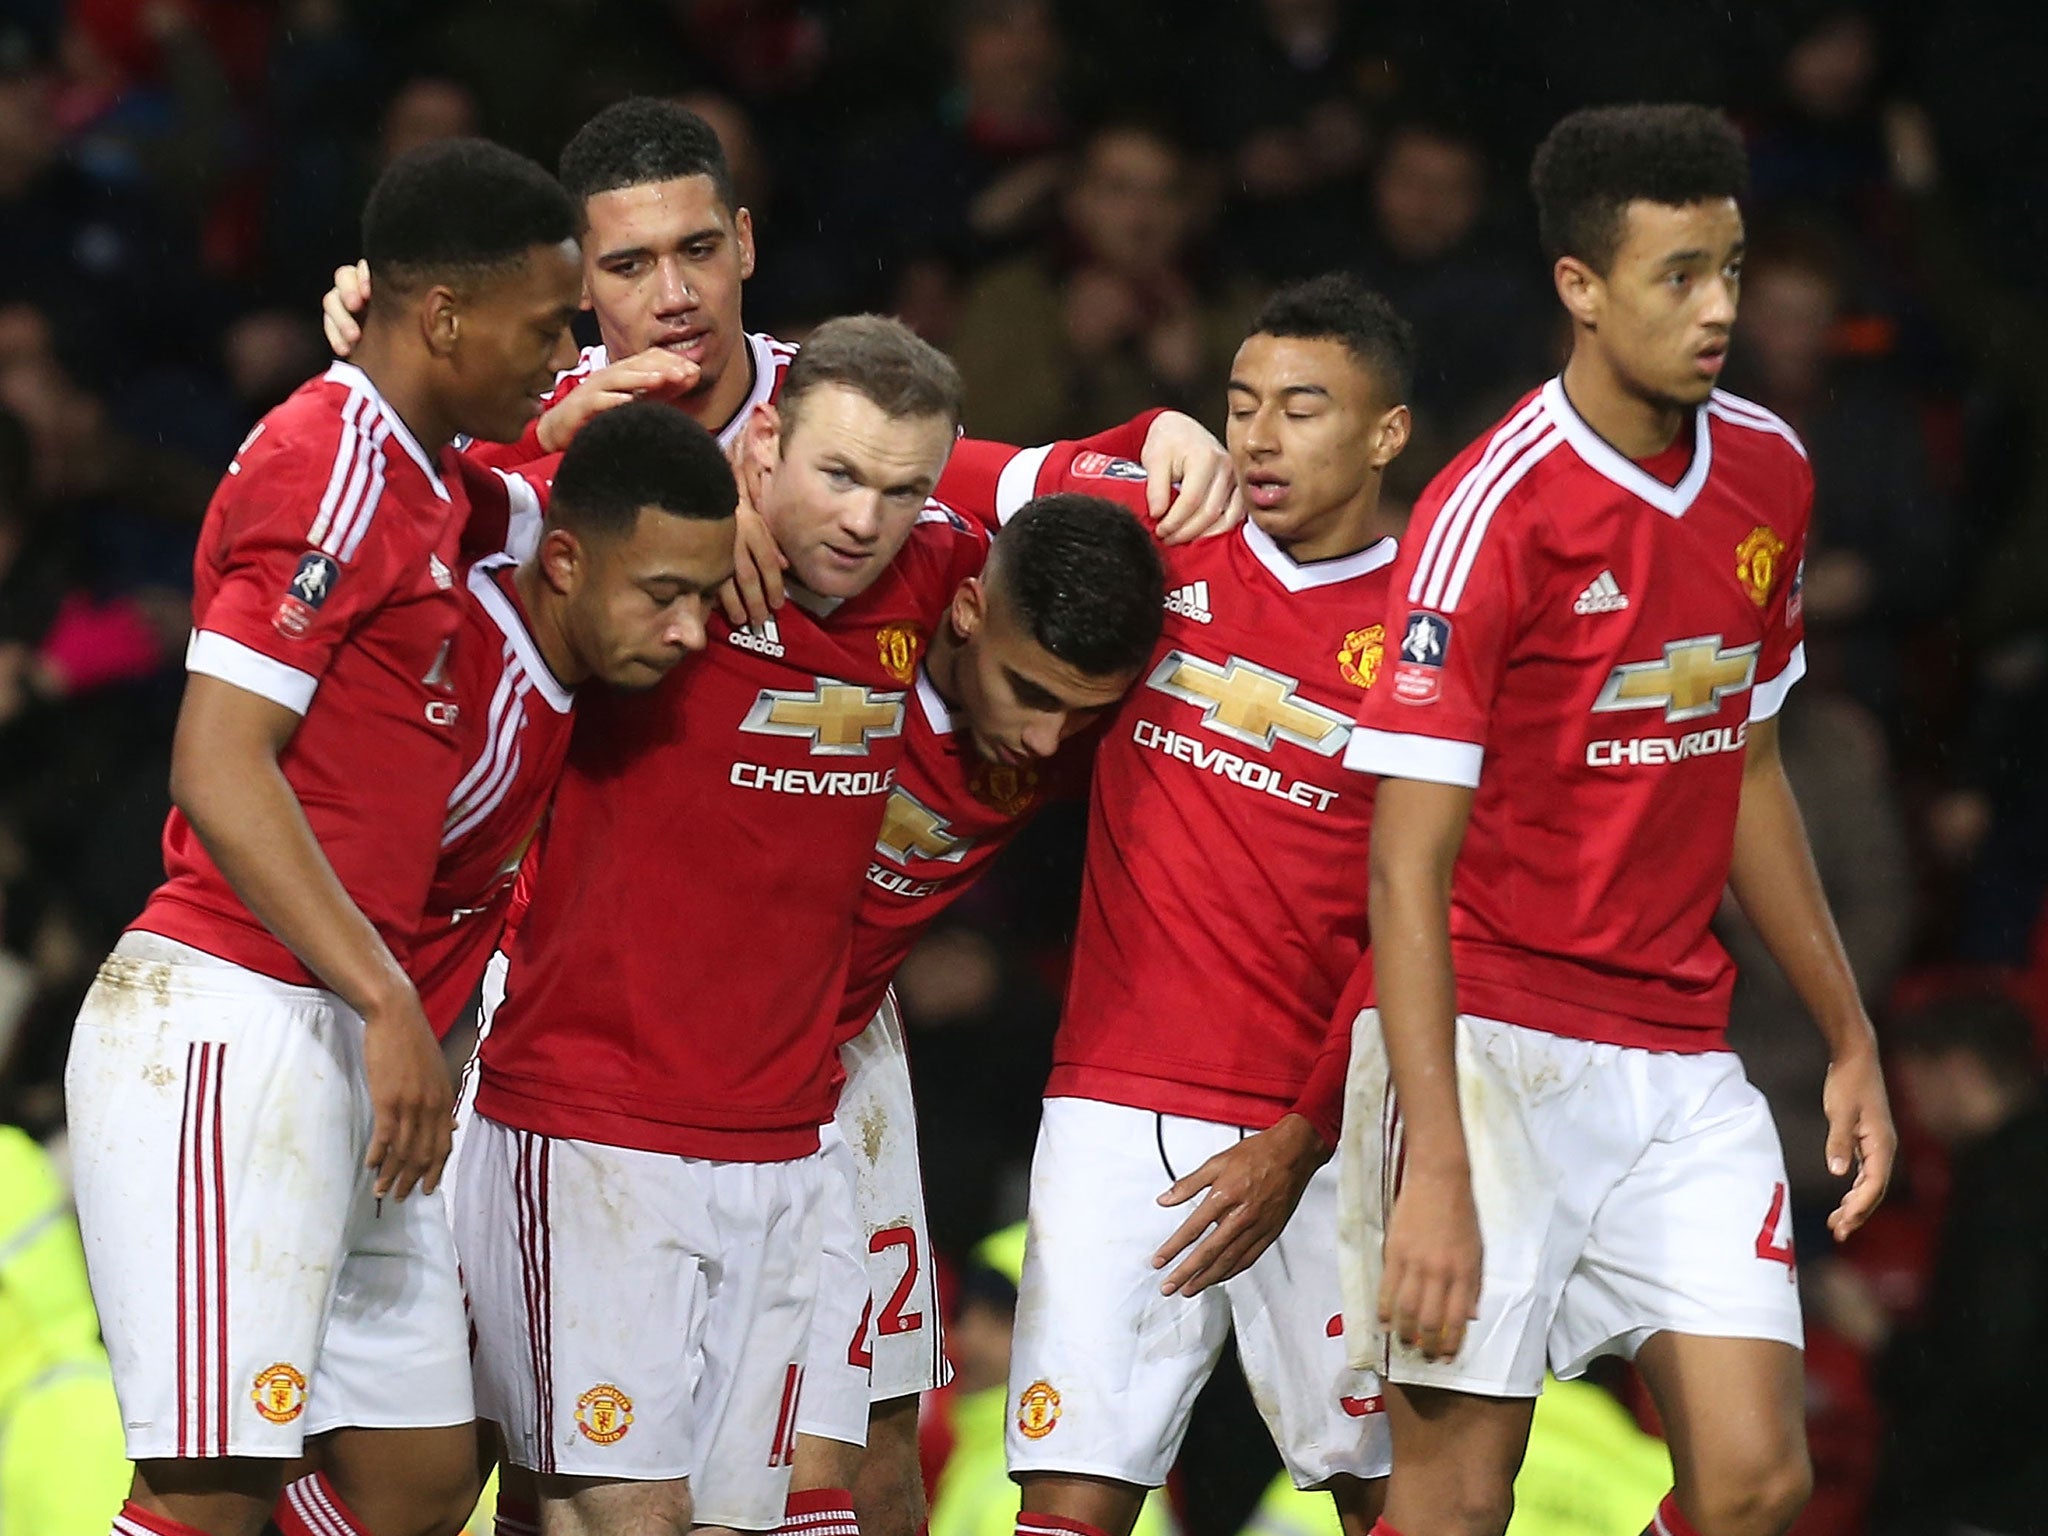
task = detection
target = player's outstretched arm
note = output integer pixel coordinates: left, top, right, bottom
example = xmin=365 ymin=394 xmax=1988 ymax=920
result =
xmin=171 ymin=675 xmax=452 ymax=1201
xmin=1727 ymin=715 xmax=1896 ymax=1242
xmin=1152 ymin=1112 xmax=1327 ymax=1298
xmin=1368 ymin=774 xmax=1482 ymax=1362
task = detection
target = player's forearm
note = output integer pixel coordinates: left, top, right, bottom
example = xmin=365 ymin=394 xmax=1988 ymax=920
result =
xmin=172 ymin=747 xmax=412 ymax=1019
xmin=1728 ymin=742 xmax=1877 ymax=1061
xmin=1367 ymin=852 xmax=1468 ymax=1174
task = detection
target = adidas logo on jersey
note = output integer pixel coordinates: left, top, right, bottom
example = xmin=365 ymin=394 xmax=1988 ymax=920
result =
xmin=1164 ymin=581 xmax=1213 ymax=624
xmin=1573 ymin=570 xmax=1630 ymax=615
xmin=729 ymin=616 xmax=786 ymax=657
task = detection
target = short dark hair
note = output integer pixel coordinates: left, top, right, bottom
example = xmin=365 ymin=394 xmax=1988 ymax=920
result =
xmin=1893 ymin=985 xmax=2043 ymax=1084
xmin=1530 ymin=104 xmax=1750 ymax=272
xmin=1250 ymin=274 xmax=1415 ymax=402
xmin=558 ymin=97 xmax=737 ymax=214
xmin=986 ymin=493 xmax=1164 ymax=678
xmin=361 ymin=138 xmax=576 ymax=296
xmin=779 ymin=314 xmax=964 ymax=438
xmin=549 ymin=399 xmax=737 ymax=539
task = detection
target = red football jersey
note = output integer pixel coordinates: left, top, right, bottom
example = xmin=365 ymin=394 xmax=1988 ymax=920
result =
xmin=475 ymin=509 xmax=989 ymax=1161
xmin=411 ymin=554 xmax=576 ymax=1038
xmin=1345 ymin=381 xmax=1811 ymax=1050
xmin=963 ymin=435 xmax=1392 ymax=1143
xmin=134 ymin=362 xmax=469 ymax=986
xmin=840 ymin=671 xmax=1092 ymax=1038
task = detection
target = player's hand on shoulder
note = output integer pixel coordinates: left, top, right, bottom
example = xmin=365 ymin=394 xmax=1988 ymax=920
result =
xmin=321 ymin=259 xmax=371 ymax=359
xmin=717 ymin=450 xmax=786 ymax=629
xmin=1822 ymin=1043 xmax=1896 ymax=1242
xmin=1142 ymin=410 xmax=1242 ymax=545
xmin=536 ymin=348 xmax=702 ymax=454
xmin=360 ymin=983 xmax=455 ymax=1202
xmin=1380 ymin=1163 xmax=1483 ymax=1362
xmin=1151 ymin=1113 xmax=1327 ymax=1297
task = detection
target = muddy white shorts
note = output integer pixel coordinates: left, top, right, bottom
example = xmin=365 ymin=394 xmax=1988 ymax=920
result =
xmin=796 ymin=992 xmax=948 ymax=1445
xmin=456 ymin=1111 xmax=824 ymax=1530
xmin=65 ymin=934 xmax=472 ymax=1460
xmin=1007 ymin=1096 xmax=1390 ymax=1490
xmin=1336 ymin=1010 xmax=1805 ymax=1397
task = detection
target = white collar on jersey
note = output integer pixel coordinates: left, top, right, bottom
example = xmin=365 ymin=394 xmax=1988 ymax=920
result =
xmin=465 ymin=554 xmax=575 ymax=713
xmin=323 ymin=361 xmax=450 ymax=501
xmin=715 ymin=332 xmax=785 ymax=451
xmin=1240 ymin=516 xmax=1398 ymax=592
xmin=913 ymin=666 xmax=957 ymax=734
xmin=1539 ymin=376 xmax=1713 ymax=518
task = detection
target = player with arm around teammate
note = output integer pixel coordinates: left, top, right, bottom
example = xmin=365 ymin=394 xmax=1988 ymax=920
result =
xmin=1342 ymin=104 xmax=1896 ymax=1536
xmin=65 ymin=141 xmax=584 ymax=1536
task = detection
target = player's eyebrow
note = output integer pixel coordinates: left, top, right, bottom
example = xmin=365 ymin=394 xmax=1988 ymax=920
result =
xmin=1003 ymin=668 xmax=1064 ymax=711
xmin=1278 ymin=384 xmax=1332 ymax=402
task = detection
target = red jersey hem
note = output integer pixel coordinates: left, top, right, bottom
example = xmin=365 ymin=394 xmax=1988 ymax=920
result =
xmin=474 ymin=1077 xmax=824 ymax=1162
xmin=1453 ymin=974 xmax=1729 ymax=1053
xmin=1044 ymin=1064 xmax=1292 ymax=1131
xmin=129 ymin=910 xmax=317 ymax=989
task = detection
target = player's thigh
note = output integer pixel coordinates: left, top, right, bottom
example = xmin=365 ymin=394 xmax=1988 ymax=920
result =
xmin=1552 ymin=1051 xmax=1804 ymax=1380
xmin=852 ymin=1394 xmax=926 ymax=1536
xmin=1227 ymin=1156 xmax=1391 ymax=1488
xmin=1379 ymin=1383 xmax=1536 ymax=1536
xmin=65 ymin=942 xmax=362 ymax=1460
xmin=688 ymin=1151 xmax=828 ymax=1531
xmin=456 ymin=1118 xmax=707 ymax=1483
xmin=536 ymin=1470 xmax=692 ymax=1536
xmin=1635 ymin=1332 xmax=1810 ymax=1533
xmin=1007 ymin=1098 xmax=1234 ymax=1487
xmin=795 ymin=1119 xmax=871 ymax=1450
xmin=1346 ymin=1012 xmax=1631 ymax=1399
xmin=843 ymin=995 xmax=948 ymax=1404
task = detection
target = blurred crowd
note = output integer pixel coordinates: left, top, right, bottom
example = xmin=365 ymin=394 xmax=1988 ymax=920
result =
xmin=1 ymin=1 xmax=2046 ymax=1531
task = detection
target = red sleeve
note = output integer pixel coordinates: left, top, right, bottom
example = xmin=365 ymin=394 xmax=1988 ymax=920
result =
xmin=185 ymin=428 xmax=411 ymax=715
xmin=460 ymin=365 xmax=588 ymax=474
xmin=454 ymin=456 xmax=554 ymax=563
xmin=936 ymin=409 xmax=1168 ymax=531
xmin=1749 ymin=453 xmax=1813 ymax=723
xmin=1289 ymin=951 xmax=1374 ymax=1150
xmin=1340 ymin=444 xmax=1533 ymax=789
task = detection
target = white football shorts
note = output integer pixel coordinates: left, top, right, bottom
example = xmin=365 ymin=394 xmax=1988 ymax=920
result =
xmin=797 ymin=991 xmax=949 ymax=1445
xmin=1336 ymin=1010 xmax=1805 ymax=1397
xmin=65 ymin=934 xmax=472 ymax=1460
xmin=456 ymin=1112 xmax=824 ymax=1530
xmin=1008 ymin=1096 xmax=1391 ymax=1490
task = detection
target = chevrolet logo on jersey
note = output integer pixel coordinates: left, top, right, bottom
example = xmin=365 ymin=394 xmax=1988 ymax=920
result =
xmin=876 ymin=787 xmax=970 ymax=865
xmin=741 ymin=682 xmax=906 ymax=755
xmin=1592 ymin=635 xmax=1760 ymax=723
xmin=1147 ymin=652 xmax=1350 ymax=756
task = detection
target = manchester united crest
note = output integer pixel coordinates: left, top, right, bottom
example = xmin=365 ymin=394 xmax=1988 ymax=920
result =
xmin=876 ymin=622 xmax=922 ymax=684
xmin=575 ymin=1383 xmax=635 ymax=1444
xmin=251 ymin=1362 xmax=307 ymax=1424
xmin=1337 ymin=625 xmax=1385 ymax=690
xmin=1735 ymin=526 xmax=1788 ymax=609
xmin=968 ymin=759 xmax=1041 ymax=817
xmin=1017 ymin=1379 xmax=1062 ymax=1440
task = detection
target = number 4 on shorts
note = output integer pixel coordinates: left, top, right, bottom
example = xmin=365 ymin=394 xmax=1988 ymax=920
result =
xmin=1754 ymin=1180 xmax=1796 ymax=1275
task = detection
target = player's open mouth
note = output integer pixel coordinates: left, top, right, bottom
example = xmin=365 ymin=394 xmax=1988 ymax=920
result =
xmin=1246 ymin=475 xmax=1290 ymax=509
xmin=656 ymin=329 xmax=710 ymax=360
xmin=1694 ymin=346 xmax=1727 ymax=377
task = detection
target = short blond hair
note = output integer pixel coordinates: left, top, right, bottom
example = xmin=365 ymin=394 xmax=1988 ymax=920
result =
xmin=779 ymin=315 xmax=964 ymax=439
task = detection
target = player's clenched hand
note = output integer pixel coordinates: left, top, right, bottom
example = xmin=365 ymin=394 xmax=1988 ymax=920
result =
xmin=536 ymin=349 xmax=702 ymax=454
xmin=361 ymin=989 xmax=454 ymax=1201
xmin=321 ymin=260 xmax=371 ymax=358
xmin=1823 ymin=1046 xmax=1896 ymax=1242
xmin=1379 ymin=1168 xmax=1483 ymax=1361
xmin=1141 ymin=411 xmax=1243 ymax=544
xmin=1153 ymin=1114 xmax=1327 ymax=1297
xmin=716 ymin=462 xmax=786 ymax=628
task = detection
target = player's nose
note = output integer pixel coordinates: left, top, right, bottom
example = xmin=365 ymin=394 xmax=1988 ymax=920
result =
xmin=1022 ymin=714 xmax=1063 ymax=758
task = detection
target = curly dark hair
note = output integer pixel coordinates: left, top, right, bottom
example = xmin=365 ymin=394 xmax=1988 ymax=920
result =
xmin=1531 ymin=104 xmax=1749 ymax=272
xmin=987 ymin=493 xmax=1165 ymax=678
xmin=1249 ymin=273 xmax=1415 ymax=402
xmin=362 ymin=138 xmax=576 ymax=294
xmin=558 ymin=97 xmax=736 ymax=213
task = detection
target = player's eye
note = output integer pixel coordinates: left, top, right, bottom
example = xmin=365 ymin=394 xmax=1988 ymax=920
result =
xmin=825 ymin=468 xmax=855 ymax=488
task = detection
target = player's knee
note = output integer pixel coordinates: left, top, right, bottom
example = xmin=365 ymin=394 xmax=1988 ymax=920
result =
xmin=399 ymin=1456 xmax=485 ymax=1536
xmin=1686 ymin=1445 xmax=1812 ymax=1536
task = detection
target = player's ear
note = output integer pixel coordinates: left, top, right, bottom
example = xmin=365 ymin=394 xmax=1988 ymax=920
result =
xmin=1369 ymin=403 xmax=1412 ymax=472
xmin=423 ymin=284 xmax=462 ymax=357
xmin=735 ymin=206 xmax=757 ymax=282
xmin=1554 ymin=255 xmax=1602 ymax=328
xmin=949 ymin=576 xmax=986 ymax=641
xmin=538 ymin=526 xmax=583 ymax=595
